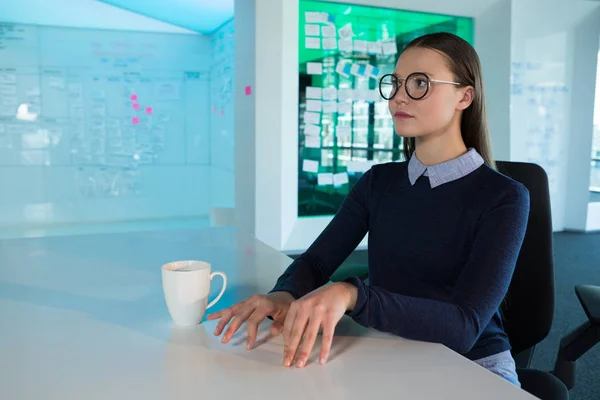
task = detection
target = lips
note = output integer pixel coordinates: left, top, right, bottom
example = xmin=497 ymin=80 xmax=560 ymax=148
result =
xmin=394 ymin=111 xmax=414 ymax=119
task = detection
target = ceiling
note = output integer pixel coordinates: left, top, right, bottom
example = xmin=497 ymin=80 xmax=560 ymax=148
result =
xmin=98 ymin=0 xmax=234 ymax=34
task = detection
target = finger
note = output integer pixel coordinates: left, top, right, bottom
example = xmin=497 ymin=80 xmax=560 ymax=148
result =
xmin=212 ymin=308 xmax=235 ymax=336
xmin=283 ymin=310 xmax=308 ymax=367
xmin=319 ymin=318 xmax=337 ymax=365
xmin=295 ymin=316 xmax=322 ymax=368
xmin=246 ymin=309 xmax=269 ymax=350
xmin=270 ymin=321 xmax=284 ymax=336
xmin=222 ymin=305 xmax=254 ymax=343
xmin=206 ymin=310 xmax=223 ymax=320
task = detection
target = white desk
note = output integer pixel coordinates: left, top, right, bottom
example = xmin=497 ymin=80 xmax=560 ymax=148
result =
xmin=0 ymin=227 xmax=537 ymax=399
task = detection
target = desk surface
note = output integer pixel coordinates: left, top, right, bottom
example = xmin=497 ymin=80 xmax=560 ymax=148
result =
xmin=0 ymin=227 xmax=536 ymax=399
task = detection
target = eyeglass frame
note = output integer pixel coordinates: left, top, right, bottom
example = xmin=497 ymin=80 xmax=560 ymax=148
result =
xmin=378 ymin=72 xmax=467 ymax=101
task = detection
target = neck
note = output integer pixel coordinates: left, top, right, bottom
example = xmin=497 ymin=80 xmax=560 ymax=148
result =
xmin=414 ymin=124 xmax=467 ymax=166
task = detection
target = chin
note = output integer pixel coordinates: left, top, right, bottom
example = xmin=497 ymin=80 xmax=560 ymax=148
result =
xmin=394 ymin=129 xmax=427 ymax=138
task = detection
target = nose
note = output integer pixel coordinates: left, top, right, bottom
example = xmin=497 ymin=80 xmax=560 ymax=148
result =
xmin=392 ymin=84 xmax=409 ymax=105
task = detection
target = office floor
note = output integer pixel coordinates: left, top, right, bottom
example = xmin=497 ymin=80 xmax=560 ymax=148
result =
xmin=291 ymin=231 xmax=600 ymax=400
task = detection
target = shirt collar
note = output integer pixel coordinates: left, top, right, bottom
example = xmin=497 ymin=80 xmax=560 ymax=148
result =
xmin=407 ymin=148 xmax=485 ymax=188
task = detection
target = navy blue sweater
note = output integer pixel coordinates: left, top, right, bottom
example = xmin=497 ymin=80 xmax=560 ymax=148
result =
xmin=271 ymin=162 xmax=530 ymax=360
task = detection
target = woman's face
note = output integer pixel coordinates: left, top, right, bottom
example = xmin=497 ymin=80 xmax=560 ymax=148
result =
xmin=388 ymin=47 xmax=471 ymax=138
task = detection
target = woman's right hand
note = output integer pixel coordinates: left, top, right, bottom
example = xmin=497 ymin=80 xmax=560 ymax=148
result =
xmin=206 ymin=291 xmax=295 ymax=350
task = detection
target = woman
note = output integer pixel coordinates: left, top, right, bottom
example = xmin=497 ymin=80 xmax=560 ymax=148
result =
xmin=208 ymin=32 xmax=529 ymax=387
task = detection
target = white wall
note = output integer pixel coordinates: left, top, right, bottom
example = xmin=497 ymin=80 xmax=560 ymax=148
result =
xmin=0 ymin=0 xmax=196 ymax=33
xmin=510 ymin=0 xmax=600 ymax=231
xmin=234 ymin=0 xmax=513 ymax=252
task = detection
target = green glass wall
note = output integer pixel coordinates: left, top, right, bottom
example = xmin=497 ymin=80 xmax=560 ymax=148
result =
xmin=298 ymin=0 xmax=474 ymax=217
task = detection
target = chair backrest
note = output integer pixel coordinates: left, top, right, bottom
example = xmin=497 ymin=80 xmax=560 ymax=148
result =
xmin=496 ymin=161 xmax=555 ymax=355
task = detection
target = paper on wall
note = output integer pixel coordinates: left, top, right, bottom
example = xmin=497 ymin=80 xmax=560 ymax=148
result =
xmin=305 ymin=11 xmax=328 ymax=23
xmin=338 ymin=39 xmax=353 ymax=52
xmin=347 ymin=160 xmax=376 ymax=173
xmin=353 ymin=40 xmax=368 ymax=53
xmin=337 ymin=126 xmax=351 ymax=138
xmin=306 ymin=86 xmax=322 ymax=99
xmin=305 ymin=100 xmax=322 ymax=112
xmin=322 ymin=101 xmax=337 ymax=114
xmin=304 ymin=111 xmax=321 ymax=125
xmin=0 ymin=84 xmax=16 ymax=95
xmin=305 ymin=37 xmax=321 ymax=49
xmin=322 ymin=38 xmax=337 ymax=50
xmin=382 ymin=39 xmax=397 ymax=55
xmin=336 ymin=60 xmax=352 ymax=78
xmin=307 ymin=62 xmax=323 ymax=75
xmin=305 ymin=24 xmax=321 ymax=36
xmin=303 ymin=159 xmax=320 ymax=173
xmin=318 ymin=173 xmax=334 ymax=186
xmin=321 ymin=24 xmax=336 ymax=37
xmin=338 ymin=23 xmax=354 ymax=39
xmin=337 ymin=88 xmax=353 ymax=102
xmin=304 ymin=123 xmax=321 ymax=136
xmin=368 ymin=41 xmax=383 ymax=54
xmin=350 ymin=64 xmax=361 ymax=76
xmin=337 ymin=102 xmax=352 ymax=114
xmin=305 ymin=136 xmax=321 ymax=148
xmin=334 ymin=172 xmax=349 ymax=186
xmin=322 ymin=87 xmax=337 ymax=101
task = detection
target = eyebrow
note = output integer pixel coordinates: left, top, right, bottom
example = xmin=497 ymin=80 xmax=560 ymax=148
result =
xmin=393 ymin=71 xmax=435 ymax=78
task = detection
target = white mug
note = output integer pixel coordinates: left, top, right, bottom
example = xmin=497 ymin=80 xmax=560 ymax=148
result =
xmin=162 ymin=260 xmax=227 ymax=326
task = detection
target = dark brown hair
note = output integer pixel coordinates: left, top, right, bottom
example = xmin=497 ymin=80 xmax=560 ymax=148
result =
xmin=400 ymin=32 xmax=496 ymax=169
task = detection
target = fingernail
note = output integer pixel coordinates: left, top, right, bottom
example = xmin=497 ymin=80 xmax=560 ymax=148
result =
xmin=296 ymin=360 xmax=305 ymax=368
xmin=319 ymin=357 xmax=326 ymax=365
xmin=283 ymin=358 xmax=291 ymax=367
xmin=246 ymin=342 xmax=251 ymax=350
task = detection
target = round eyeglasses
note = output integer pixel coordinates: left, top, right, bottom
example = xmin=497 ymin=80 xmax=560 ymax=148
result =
xmin=378 ymin=72 xmax=465 ymax=101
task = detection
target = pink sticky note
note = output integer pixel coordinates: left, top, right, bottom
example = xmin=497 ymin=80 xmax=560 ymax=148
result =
xmin=132 ymin=117 xmax=139 ymax=125
xmin=245 ymin=85 xmax=252 ymax=96
xmin=145 ymin=106 xmax=153 ymax=114
xmin=130 ymin=94 xmax=138 ymax=101
xmin=132 ymin=103 xmax=140 ymax=110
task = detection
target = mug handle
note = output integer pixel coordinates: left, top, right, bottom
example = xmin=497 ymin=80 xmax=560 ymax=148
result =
xmin=207 ymin=271 xmax=227 ymax=309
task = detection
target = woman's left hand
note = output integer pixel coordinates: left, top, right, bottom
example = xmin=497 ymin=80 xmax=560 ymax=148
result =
xmin=282 ymin=282 xmax=357 ymax=368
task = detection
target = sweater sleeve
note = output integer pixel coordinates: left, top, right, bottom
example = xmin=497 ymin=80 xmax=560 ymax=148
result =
xmin=269 ymin=169 xmax=372 ymax=299
xmin=345 ymin=183 xmax=530 ymax=354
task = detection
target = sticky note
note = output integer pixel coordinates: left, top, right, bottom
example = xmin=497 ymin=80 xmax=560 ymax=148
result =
xmin=369 ymin=41 xmax=383 ymax=54
xmin=337 ymin=102 xmax=352 ymax=114
xmin=145 ymin=106 xmax=153 ymax=114
xmin=305 ymin=136 xmax=321 ymax=148
xmin=347 ymin=160 xmax=376 ymax=173
xmin=304 ymin=111 xmax=321 ymax=125
xmin=304 ymin=123 xmax=321 ymax=136
xmin=337 ymin=126 xmax=351 ymax=138
xmin=245 ymin=85 xmax=252 ymax=95
xmin=305 ymin=24 xmax=320 ymax=36
xmin=132 ymin=103 xmax=140 ymax=110
xmin=305 ymin=37 xmax=321 ymax=49
xmin=322 ymin=38 xmax=337 ymax=50
xmin=322 ymin=101 xmax=337 ymax=114
xmin=338 ymin=88 xmax=354 ymax=101
xmin=307 ymin=62 xmax=323 ymax=75
xmin=353 ymin=40 xmax=368 ymax=53
xmin=322 ymin=87 xmax=337 ymax=101
xmin=132 ymin=117 xmax=139 ymax=125
xmin=302 ymin=159 xmax=319 ymax=173
xmin=305 ymin=11 xmax=327 ymax=23
xmin=338 ymin=23 xmax=354 ymax=39
xmin=130 ymin=94 xmax=138 ymax=101
xmin=321 ymin=24 xmax=336 ymax=37
xmin=318 ymin=173 xmax=334 ymax=186
xmin=334 ymin=172 xmax=349 ymax=186
xmin=306 ymin=100 xmax=322 ymax=112
xmin=350 ymin=64 xmax=361 ymax=76
xmin=339 ymin=39 xmax=353 ymax=52
xmin=336 ymin=60 xmax=351 ymax=77
xmin=306 ymin=86 xmax=322 ymax=99
xmin=382 ymin=40 xmax=398 ymax=55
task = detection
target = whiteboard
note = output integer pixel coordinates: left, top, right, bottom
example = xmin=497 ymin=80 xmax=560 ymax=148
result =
xmin=0 ymin=22 xmax=211 ymax=228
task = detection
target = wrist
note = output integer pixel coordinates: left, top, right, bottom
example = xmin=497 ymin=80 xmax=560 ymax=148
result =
xmin=338 ymin=282 xmax=358 ymax=311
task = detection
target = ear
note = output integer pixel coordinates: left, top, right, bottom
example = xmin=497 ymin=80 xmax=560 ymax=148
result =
xmin=456 ymin=86 xmax=474 ymax=111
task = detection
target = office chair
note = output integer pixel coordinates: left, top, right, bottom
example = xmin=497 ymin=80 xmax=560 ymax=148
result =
xmin=497 ymin=161 xmax=600 ymax=400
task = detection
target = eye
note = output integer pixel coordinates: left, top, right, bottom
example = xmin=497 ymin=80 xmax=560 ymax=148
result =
xmin=416 ymin=79 xmax=427 ymax=87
